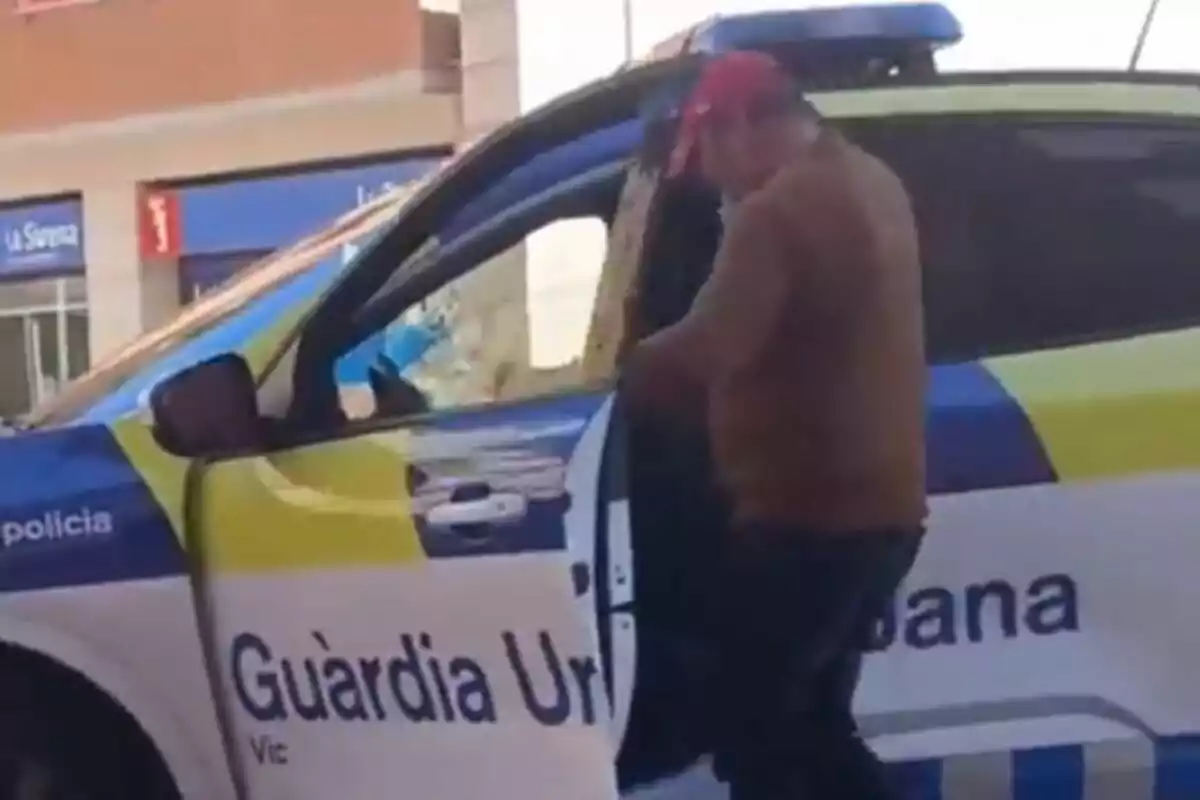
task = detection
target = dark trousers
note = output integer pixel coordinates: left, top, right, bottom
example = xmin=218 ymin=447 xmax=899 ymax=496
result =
xmin=713 ymin=524 xmax=923 ymax=799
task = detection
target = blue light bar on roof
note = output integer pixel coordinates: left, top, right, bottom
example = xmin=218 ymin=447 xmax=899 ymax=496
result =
xmin=688 ymin=2 xmax=962 ymax=58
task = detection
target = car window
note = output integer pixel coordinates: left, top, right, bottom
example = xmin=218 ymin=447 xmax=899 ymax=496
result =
xmin=849 ymin=115 xmax=1200 ymax=362
xmin=340 ymin=214 xmax=610 ymax=419
xmin=319 ymin=123 xmax=645 ymax=421
xmin=357 ymin=122 xmax=640 ymax=318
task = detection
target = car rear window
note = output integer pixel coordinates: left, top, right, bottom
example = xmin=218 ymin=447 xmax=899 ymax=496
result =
xmin=849 ymin=115 xmax=1200 ymax=363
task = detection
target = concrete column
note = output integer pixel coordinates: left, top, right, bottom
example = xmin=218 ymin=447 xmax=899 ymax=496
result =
xmin=459 ymin=0 xmax=522 ymax=140
xmin=82 ymin=182 xmax=180 ymax=361
xmin=512 ymin=0 xmax=625 ymax=369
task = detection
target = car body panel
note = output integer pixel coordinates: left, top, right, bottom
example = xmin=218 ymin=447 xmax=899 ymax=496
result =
xmin=197 ymin=392 xmax=618 ymax=799
xmin=986 ymin=327 xmax=1200 ymax=481
xmin=0 ymin=424 xmax=231 ymax=798
xmin=0 ymin=424 xmax=185 ymax=593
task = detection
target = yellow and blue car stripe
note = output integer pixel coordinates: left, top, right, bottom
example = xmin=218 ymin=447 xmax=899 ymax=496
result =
xmin=0 ymin=423 xmax=186 ymax=594
xmin=931 ymin=327 xmax=1200 ymax=494
xmin=2 ymin=327 xmax=1197 ymax=611
xmin=0 ymin=359 xmax=1043 ymax=594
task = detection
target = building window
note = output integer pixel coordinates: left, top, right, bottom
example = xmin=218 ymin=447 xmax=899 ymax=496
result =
xmin=0 ymin=276 xmax=88 ymax=418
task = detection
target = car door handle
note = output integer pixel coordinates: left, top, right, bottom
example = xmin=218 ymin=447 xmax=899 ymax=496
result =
xmin=424 ymin=492 xmax=528 ymax=528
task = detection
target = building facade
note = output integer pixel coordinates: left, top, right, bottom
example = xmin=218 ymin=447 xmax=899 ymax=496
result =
xmin=0 ymin=0 xmax=462 ymax=416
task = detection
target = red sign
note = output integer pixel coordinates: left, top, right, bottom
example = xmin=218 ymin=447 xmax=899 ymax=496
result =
xmin=15 ymin=0 xmax=101 ymax=14
xmin=137 ymin=187 xmax=181 ymax=260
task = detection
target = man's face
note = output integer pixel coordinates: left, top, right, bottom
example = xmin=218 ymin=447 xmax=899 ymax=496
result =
xmin=697 ymin=100 xmax=815 ymax=198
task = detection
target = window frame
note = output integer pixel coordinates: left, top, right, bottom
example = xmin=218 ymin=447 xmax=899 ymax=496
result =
xmin=282 ymin=159 xmax=632 ymax=435
xmin=277 ymin=58 xmax=700 ymax=421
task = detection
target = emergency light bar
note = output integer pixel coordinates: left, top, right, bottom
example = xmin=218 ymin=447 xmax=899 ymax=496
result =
xmin=689 ymin=3 xmax=961 ymax=57
xmin=637 ymin=4 xmax=963 ymax=168
xmin=640 ymin=3 xmax=962 ymax=87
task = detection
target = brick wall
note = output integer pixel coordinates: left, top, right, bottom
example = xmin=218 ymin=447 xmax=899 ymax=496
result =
xmin=0 ymin=0 xmax=460 ymax=132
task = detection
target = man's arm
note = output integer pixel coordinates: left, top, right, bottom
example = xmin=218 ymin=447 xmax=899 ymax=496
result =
xmin=681 ymin=199 xmax=794 ymax=377
xmin=622 ymin=198 xmax=794 ymax=419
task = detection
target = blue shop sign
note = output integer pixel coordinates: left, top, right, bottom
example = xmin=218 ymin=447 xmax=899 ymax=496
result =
xmin=0 ymin=199 xmax=85 ymax=275
xmin=179 ymin=157 xmax=441 ymax=256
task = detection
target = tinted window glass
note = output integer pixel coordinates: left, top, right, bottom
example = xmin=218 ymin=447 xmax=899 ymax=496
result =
xmin=849 ymin=117 xmax=1200 ymax=363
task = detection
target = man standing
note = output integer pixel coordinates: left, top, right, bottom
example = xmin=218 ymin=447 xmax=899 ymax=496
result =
xmin=623 ymin=52 xmax=927 ymax=799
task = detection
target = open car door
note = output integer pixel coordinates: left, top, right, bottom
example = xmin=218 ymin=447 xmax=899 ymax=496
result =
xmin=178 ymin=59 xmax=683 ymax=800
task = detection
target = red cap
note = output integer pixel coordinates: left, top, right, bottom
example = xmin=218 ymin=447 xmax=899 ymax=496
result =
xmin=666 ymin=51 xmax=793 ymax=178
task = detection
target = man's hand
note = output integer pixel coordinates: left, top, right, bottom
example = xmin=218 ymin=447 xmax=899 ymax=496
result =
xmin=621 ymin=324 xmax=708 ymax=428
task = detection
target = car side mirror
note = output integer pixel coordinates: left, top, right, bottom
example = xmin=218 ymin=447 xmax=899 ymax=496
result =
xmin=149 ymin=353 xmax=266 ymax=457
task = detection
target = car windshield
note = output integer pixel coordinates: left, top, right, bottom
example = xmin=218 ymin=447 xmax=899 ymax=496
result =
xmin=24 ymin=186 xmax=414 ymax=429
xmin=23 ymin=125 xmax=602 ymax=429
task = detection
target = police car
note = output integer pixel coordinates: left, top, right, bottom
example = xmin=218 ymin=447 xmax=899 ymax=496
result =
xmin=5 ymin=3 xmax=1200 ymax=798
